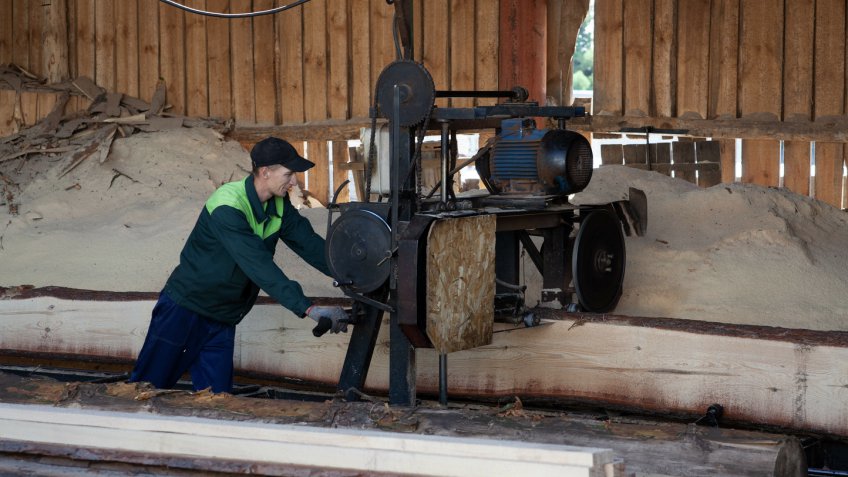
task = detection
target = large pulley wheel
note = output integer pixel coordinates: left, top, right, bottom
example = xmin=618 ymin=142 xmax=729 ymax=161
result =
xmin=375 ymin=60 xmax=435 ymax=127
xmin=326 ymin=210 xmax=391 ymax=293
xmin=572 ymin=209 xmax=626 ymax=312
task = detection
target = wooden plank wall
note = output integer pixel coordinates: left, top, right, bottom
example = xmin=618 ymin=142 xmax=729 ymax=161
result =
xmin=595 ymin=0 xmax=848 ymax=209
xmin=0 ymin=0 xmax=502 ymax=204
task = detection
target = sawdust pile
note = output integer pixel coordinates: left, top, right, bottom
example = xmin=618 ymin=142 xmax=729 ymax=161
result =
xmin=2 ymin=128 xmax=847 ymax=331
xmin=570 ymin=165 xmax=848 ymax=331
xmin=0 ymin=127 xmax=341 ymax=298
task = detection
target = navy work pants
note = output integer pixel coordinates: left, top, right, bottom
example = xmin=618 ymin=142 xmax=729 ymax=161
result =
xmin=129 ymin=292 xmax=235 ymax=393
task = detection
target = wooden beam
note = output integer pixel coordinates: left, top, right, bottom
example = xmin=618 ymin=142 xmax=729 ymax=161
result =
xmin=0 ymin=403 xmax=619 ymax=477
xmin=2 ymin=289 xmax=848 ymax=437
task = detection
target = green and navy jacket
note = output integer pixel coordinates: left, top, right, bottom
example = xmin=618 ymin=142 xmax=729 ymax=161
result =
xmin=162 ymin=175 xmax=330 ymax=325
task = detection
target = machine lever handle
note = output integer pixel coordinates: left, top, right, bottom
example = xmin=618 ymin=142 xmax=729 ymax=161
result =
xmin=312 ymin=316 xmax=333 ymax=337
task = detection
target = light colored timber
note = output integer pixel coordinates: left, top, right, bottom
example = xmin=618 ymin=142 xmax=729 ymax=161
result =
xmin=1 ymin=289 xmax=848 ymax=437
xmin=0 ymin=403 xmax=619 ymax=477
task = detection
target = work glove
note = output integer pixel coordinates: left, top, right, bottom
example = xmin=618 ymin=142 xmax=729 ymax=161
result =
xmin=306 ymin=305 xmax=349 ymax=334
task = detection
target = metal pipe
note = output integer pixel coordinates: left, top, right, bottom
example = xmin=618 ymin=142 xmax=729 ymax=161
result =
xmin=440 ymin=121 xmax=449 ymax=204
xmin=436 ymin=90 xmax=518 ymax=98
xmin=439 ymin=353 xmax=448 ymax=406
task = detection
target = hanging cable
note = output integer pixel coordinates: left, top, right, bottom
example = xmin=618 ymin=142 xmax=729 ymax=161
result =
xmin=158 ymin=0 xmax=311 ymax=18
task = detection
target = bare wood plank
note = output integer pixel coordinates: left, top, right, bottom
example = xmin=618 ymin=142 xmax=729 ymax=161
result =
xmin=43 ymin=0 xmax=70 ymax=83
xmin=303 ymin=0 xmax=327 ymax=123
xmin=498 ymin=0 xmax=546 ymax=104
xmin=650 ymin=0 xmax=674 ymax=117
xmin=278 ymin=4 xmax=304 ymax=124
xmin=137 ymin=0 xmax=160 ymax=103
xmin=622 ymin=144 xmax=646 ymax=166
xmin=159 ymin=3 xmax=186 ymax=115
xmin=708 ymin=0 xmax=738 ymax=119
xmin=474 ymin=0 xmax=499 ymax=107
xmin=449 ymin=0 xmax=475 ymax=108
xmin=813 ymin=0 xmax=846 ymax=207
xmin=331 ymin=141 xmax=350 ymax=203
xmin=422 ymin=0 xmax=448 ymax=107
xmin=11 ymin=0 xmax=29 ymax=70
xmin=252 ymin=0 xmax=276 ymax=124
xmin=600 ymin=144 xmax=622 ymax=165
xmin=675 ymin=0 xmax=710 ymax=119
xmin=652 ymin=142 xmax=671 ymax=176
xmin=75 ymin=0 xmax=95 ymax=80
xmin=720 ymin=139 xmax=735 ymax=183
xmin=0 ymin=2 xmax=11 ymax=65
xmin=781 ymin=0 xmax=814 ymax=195
xmin=28 ymin=0 xmax=44 ymax=76
xmin=622 ymin=0 xmax=650 ymax=116
xmin=94 ymin=0 xmax=115 ymax=92
xmin=672 ymin=141 xmax=696 ymax=183
xmin=593 ymin=0 xmax=623 ymax=115
xmin=184 ymin=0 xmax=208 ymax=118
xmin=350 ymin=0 xmax=371 ymax=117
xmin=546 ymin=0 xmax=588 ymax=107
xmin=370 ymin=0 xmax=394 ymax=103
xmin=328 ymin=0 xmax=349 ymax=121
xmin=230 ymin=10 xmax=254 ymax=123
xmin=206 ymin=0 xmax=231 ymax=119
xmin=0 ymin=90 xmax=17 ymax=136
xmin=306 ymin=141 xmax=329 ymax=205
xmin=696 ymin=141 xmax=721 ymax=187
xmin=115 ymin=0 xmax=139 ymax=98
xmin=36 ymin=92 xmax=58 ymax=123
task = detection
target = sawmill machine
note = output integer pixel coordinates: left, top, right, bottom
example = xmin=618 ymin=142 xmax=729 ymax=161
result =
xmin=322 ymin=1 xmax=647 ymax=406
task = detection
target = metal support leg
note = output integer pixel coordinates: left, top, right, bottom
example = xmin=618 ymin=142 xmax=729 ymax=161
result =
xmin=389 ymin=307 xmax=416 ymax=406
xmin=338 ymin=300 xmax=386 ymax=401
xmin=439 ymin=354 xmax=448 ymax=406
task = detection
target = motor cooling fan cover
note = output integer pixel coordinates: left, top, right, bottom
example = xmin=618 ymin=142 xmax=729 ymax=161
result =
xmin=326 ymin=210 xmax=391 ymax=293
xmin=572 ymin=209 xmax=626 ymax=312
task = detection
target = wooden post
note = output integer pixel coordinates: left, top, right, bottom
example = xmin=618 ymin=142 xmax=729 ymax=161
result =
xmin=498 ymin=0 xmax=546 ymax=105
xmin=43 ymin=0 xmax=70 ymax=83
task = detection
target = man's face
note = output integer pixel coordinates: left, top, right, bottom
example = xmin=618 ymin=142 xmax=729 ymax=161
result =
xmin=265 ymin=164 xmax=298 ymax=197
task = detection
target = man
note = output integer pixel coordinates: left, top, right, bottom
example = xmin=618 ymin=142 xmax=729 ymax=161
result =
xmin=130 ymin=137 xmax=348 ymax=393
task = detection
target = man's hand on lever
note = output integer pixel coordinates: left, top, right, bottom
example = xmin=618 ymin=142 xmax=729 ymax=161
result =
xmin=307 ymin=305 xmax=350 ymax=336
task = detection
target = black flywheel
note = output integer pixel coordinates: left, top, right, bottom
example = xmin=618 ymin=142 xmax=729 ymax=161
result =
xmin=375 ymin=60 xmax=435 ymax=127
xmin=572 ymin=209 xmax=626 ymax=312
xmin=326 ymin=210 xmax=391 ymax=293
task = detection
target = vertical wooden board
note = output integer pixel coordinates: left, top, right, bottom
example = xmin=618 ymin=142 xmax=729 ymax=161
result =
xmin=740 ymin=139 xmax=779 ymax=186
xmin=422 ymin=0 xmax=449 ymax=107
xmin=784 ymin=141 xmax=810 ymax=195
xmin=349 ymin=0 xmax=371 ymax=117
xmin=600 ymin=144 xmax=622 ymax=165
xmin=651 ymin=0 xmax=675 ymax=117
xmin=75 ymin=0 xmax=95 ymax=79
xmin=328 ymin=0 xmax=350 ymax=121
xmin=42 ymin=0 xmax=70 ymax=83
xmin=498 ymin=0 xmax=546 ymax=104
xmin=303 ymin=0 xmax=327 ymax=122
xmin=278 ymin=5 xmax=304 ymax=123
xmin=719 ymin=139 xmax=736 ymax=183
xmin=0 ymin=2 xmax=12 ymax=65
xmin=184 ymin=0 xmax=208 ymax=118
xmin=623 ymin=144 xmax=646 ymax=166
xmin=28 ymin=0 xmax=44 ymax=76
xmin=253 ymin=0 xmax=277 ymax=124
xmin=814 ymin=143 xmax=844 ymax=207
xmin=11 ymin=0 xmax=29 ymax=70
xmin=672 ymin=141 xmax=696 ymax=183
xmin=622 ymin=0 xmax=650 ymax=116
xmin=115 ymin=0 xmax=139 ymax=98
xmin=675 ymin=0 xmax=710 ymax=119
xmin=36 ymin=92 xmax=58 ymax=122
xmin=813 ymin=0 xmax=845 ymax=206
xmin=19 ymin=91 xmax=38 ymax=127
xmin=206 ymin=0 xmax=231 ymax=119
xmin=652 ymin=142 xmax=672 ymax=176
xmin=94 ymin=0 xmax=116 ymax=91
xmin=137 ymin=0 xmax=160 ymax=103
xmin=292 ymin=141 xmax=306 ymax=188
xmin=159 ymin=3 xmax=186 ymax=115
xmin=306 ymin=141 xmax=329 ymax=204
xmin=474 ymin=0 xmax=498 ymax=106
xmin=781 ymin=0 xmax=813 ymax=195
xmin=67 ymin=0 xmax=77 ymax=77
xmin=332 ymin=141 xmax=351 ymax=203
xmin=370 ymin=0 xmax=394 ymax=101
xmin=593 ymin=0 xmax=623 ymax=115
xmin=696 ymin=140 xmax=721 ymax=187
xmin=230 ymin=11 xmax=254 ymax=123
xmin=739 ymin=0 xmax=782 ymax=188
xmin=0 ymin=90 xmax=18 ymax=136
xmin=546 ymin=0 xmax=562 ymax=106
xmin=708 ymin=0 xmax=739 ymax=119
xmin=449 ymin=0 xmax=475 ymax=108
xmin=426 ymin=215 xmax=495 ymax=354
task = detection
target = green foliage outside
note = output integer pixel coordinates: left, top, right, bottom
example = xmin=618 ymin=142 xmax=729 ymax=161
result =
xmin=573 ymin=4 xmax=594 ymax=91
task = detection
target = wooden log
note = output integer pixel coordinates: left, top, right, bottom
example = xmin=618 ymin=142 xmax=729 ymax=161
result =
xmin=622 ymin=0 xmax=650 ymax=117
xmin=593 ymin=0 xmax=623 ymax=115
xmin=422 ymin=0 xmax=448 ymax=107
xmin=137 ymin=0 xmax=160 ymax=103
xmin=651 ymin=0 xmax=674 ymax=117
xmin=2 ymin=287 xmax=848 ymax=439
xmin=672 ymin=141 xmax=696 ymax=183
xmin=185 ymin=0 xmax=208 ymax=118
xmin=206 ymin=0 xmax=231 ymax=120
xmin=252 ymin=0 xmax=276 ymax=124
xmin=475 ymin=0 xmax=499 ymax=107
xmin=43 ymin=0 xmax=69 ymax=83
xmin=115 ymin=0 xmax=139 ymax=98
xmin=94 ymin=0 xmax=115 ymax=92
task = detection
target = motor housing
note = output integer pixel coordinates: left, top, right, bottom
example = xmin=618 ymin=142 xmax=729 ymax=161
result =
xmin=478 ymin=118 xmax=593 ymax=195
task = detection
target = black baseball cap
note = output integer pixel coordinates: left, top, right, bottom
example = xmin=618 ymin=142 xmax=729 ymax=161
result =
xmin=250 ymin=137 xmax=315 ymax=172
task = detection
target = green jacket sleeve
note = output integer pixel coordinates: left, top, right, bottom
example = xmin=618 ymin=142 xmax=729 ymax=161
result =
xmin=279 ymin=196 xmax=332 ymax=277
xmin=208 ymin=205 xmax=313 ymax=317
